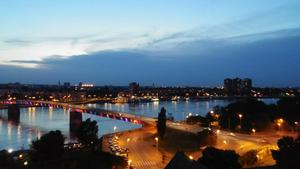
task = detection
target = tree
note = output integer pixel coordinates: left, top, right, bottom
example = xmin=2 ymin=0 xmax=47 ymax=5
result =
xmin=218 ymin=99 xmax=276 ymax=131
xmin=239 ymin=150 xmax=258 ymax=167
xmin=76 ymin=118 xmax=99 ymax=148
xmin=31 ymin=130 xmax=65 ymax=160
xmin=197 ymin=129 xmax=217 ymax=146
xmin=272 ymin=135 xmax=300 ymax=169
xmin=198 ymin=147 xmax=242 ymax=169
xmin=157 ymin=107 xmax=167 ymax=139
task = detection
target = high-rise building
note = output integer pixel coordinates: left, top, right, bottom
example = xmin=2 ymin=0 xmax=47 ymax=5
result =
xmin=63 ymin=82 xmax=71 ymax=87
xmin=129 ymin=82 xmax=139 ymax=95
xmin=224 ymin=78 xmax=234 ymax=94
xmin=224 ymin=78 xmax=252 ymax=95
xmin=242 ymin=78 xmax=252 ymax=94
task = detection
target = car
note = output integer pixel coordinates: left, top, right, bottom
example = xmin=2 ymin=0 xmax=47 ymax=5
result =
xmin=229 ymin=132 xmax=236 ymax=136
xmin=258 ymin=138 xmax=268 ymax=143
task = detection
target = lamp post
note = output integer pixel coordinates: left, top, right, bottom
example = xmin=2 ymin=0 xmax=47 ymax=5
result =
xmin=127 ymin=138 xmax=130 ymax=147
xmin=128 ymin=159 xmax=132 ymax=168
xmin=155 ymin=137 xmax=159 ymax=150
xmin=252 ymin=128 xmax=256 ymax=135
xmin=277 ymin=122 xmax=281 ymax=131
xmin=238 ymin=114 xmax=243 ymax=130
xmin=276 ymin=118 xmax=284 ymax=131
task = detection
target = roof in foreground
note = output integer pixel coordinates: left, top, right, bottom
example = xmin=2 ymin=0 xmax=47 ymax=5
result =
xmin=165 ymin=151 xmax=208 ymax=169
xmin=246 ymin=166 xmax=278 ymax=169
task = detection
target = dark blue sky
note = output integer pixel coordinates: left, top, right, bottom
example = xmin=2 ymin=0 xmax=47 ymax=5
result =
xmin=0 ymin=1 xmax=300 ymax=87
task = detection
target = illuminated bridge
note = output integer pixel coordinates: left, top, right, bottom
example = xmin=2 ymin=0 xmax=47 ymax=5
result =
xmin=1 ymin=100 xmax=156 ymax=134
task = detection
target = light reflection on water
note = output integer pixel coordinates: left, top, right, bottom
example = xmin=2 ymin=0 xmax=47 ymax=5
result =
xmin=0 ymin=99 xmax=278 ymax=150
xmin=89 ymin=100 xmax=233 ymax=121
xmin=89 ymin=99 xmax=279 ymax=121
xmin=0 ymin=107 xmax=141 ymax=150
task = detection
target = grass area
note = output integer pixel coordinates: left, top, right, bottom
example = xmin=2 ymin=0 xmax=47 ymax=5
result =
xmin=158 ymin=127 xmax=203 ymax=153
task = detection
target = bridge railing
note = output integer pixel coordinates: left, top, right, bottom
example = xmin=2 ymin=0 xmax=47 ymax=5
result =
xmin=19 ymin=100 xmax=151 ymax=125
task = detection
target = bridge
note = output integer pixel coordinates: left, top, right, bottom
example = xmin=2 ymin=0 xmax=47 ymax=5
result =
xmin=1 ymin=100 xmax=156 ymax=135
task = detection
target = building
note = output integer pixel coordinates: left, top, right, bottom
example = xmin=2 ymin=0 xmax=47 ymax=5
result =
xmin=129 ymin=82 xmax=139 ymax=95
xmin=165 ymin=151 xmax=208 ymax=169
xmin=224 ymin=78 xmax=252 ymax=96
xmin=78 ymin=82 xmax=94 ymax=90
xmin=63 ymin=82 xmax=71 ymax=87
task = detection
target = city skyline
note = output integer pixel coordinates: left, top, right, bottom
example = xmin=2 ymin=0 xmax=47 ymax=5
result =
xmin=1 ymin=0 xmax=300 ymax=87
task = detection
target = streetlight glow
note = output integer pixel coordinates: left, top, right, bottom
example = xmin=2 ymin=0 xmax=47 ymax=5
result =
xmin=238 ymin=114 xmax=243 ymax=118
xmin=8 ymin=148 xmax=13 ymax=153
xmin=128 ymin=159 xmax=132 ymax=166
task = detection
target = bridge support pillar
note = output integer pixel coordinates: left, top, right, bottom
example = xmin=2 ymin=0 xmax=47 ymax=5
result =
xmin=70 ymin=111 xmax=82 ymax=137
xmin=8 ymin=104 xmax=20 ymax=124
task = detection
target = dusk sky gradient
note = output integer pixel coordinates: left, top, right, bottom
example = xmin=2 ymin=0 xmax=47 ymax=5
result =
xmin=1 ymin=0 xmax=300 ymax=87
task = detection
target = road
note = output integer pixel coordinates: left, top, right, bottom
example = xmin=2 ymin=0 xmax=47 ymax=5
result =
xmin=167 ymin=121 xmax=298 ymax=166
xmin=104 ymin=123 xmax=172 ymax=169
xmin=24 ymin=100 xmax=298 ymax=167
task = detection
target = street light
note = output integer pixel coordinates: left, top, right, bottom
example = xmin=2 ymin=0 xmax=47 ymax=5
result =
xmin=127 ymin=138 xmax=131 ymax=147
xmin=277 ymin=122 xmax=281 ymax=130
xmin=155 ymin=137 xmax=159 ymax=149
xmin=8 ymin=148 xmax=13 ymax=153
xmin=189 ymin=155 xmax=194 ymax=160
xmin=128 ymin=159 xmax=132 ymax=167
xmin=252 ymin=128 xmax=256 ymax=135
xmin=276 ymin=118 xmax=284 ymax=131
xmin=238 ymin=114 xmax=243 ymax=130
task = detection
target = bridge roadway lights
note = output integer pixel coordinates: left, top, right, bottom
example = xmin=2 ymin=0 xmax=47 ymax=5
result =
xmin=69 ymin=111 xmax=82 ymax=137
xmin=8 ymin=104 xmax=20 ymax=124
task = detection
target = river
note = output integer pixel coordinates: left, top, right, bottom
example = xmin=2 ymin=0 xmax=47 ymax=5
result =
xmin=0 ymin=98 xmax=278 ymax=150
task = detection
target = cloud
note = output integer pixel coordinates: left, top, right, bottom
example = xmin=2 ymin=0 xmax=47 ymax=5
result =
xmin=1 ymin=32 xmax=300 ymax=87
xmin=1 ymin=1 xmax=300 ymax=69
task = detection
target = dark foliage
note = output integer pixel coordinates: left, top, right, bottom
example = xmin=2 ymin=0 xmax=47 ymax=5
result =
xmin=0 ymin=150 xmax=22 ymax=169
xmin=277 ymin=97 xmax=300 ymax=124
xmin=239 ymin=150 xmax=258 ymax=167
xmin=272 ymin=135 xmax=300 ymax=169
xmin=76 ymin=118 xmax=99 ymax=148
xmin=218 ymin=99 xmax=279 ymax=131
xmin=198 ymin=147 xmax=242 ymax=169
xmin=186 ymin=115 xmax=208 ymax=126
xmin=62 ymin=150 xmax=127 ymax=169
xmin=1 ymin=131 xmax=126 ymax=169
xmin=31 ymin=130 xmax=65 ymax=160
xmin=197 ymin=129 xmax=217 ymax=146
xmin=217 ymin=97 xmax=300 ymax=132
xmin=157 ymin=107 xmax=167 ymax=139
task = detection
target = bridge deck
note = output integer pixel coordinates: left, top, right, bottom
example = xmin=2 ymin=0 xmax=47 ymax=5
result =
xmin=21 ymin=100 xmax=156 ymax=125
